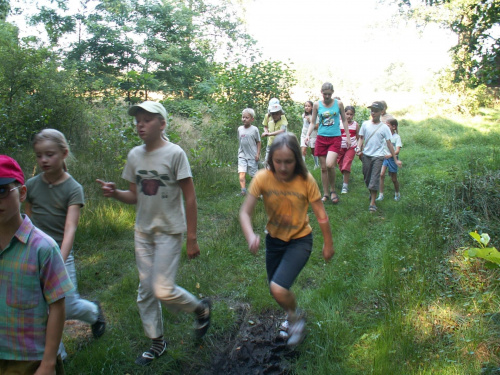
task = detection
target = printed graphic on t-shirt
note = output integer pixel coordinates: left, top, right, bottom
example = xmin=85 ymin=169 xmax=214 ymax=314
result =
xmin=136 ymin=170 xmax=170 ymax=196
xmin=321 ymin=110 xmax=337 ymax=127
xmin=265 ymin=189 xmax=306 ymax=230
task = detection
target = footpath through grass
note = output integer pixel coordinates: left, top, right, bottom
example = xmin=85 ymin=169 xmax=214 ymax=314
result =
xmin=23 ymin=110 xmax=499 ymax=374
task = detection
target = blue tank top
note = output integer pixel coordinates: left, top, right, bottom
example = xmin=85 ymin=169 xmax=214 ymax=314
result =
xmin=318 ymin=99 xmax=341 ymax=137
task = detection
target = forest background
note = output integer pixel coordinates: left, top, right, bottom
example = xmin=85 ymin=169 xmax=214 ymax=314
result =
xmin=1 ymin=0 xmax=500 ymax=373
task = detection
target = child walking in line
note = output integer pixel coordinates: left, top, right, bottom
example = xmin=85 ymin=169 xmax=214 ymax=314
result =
xmin=239 ymin=133 xmax=334 ymax=347
xmin=305 ymin=82 xmax=351 ymax=204
xmin=238 ymin=108 xmax=261 ymax=196
xmin=262 ymin=98 xmax=288 ymax=165
xmin=96 ymin=101 xmax=211 ymax=366
xmin=25 ymin=129 xmax=106 ymax=360
xmin=356 ymin=102 xmax=402 ymax=212
xmin=0 ymin=155 xmax=74 ymax=375
xmin=300 ymin=101 xmax=319 ymax=169
xmin=377 ymin=118 xmax=402 ymax=201
xmin=338 ymin=105 xmax=359 ymax=194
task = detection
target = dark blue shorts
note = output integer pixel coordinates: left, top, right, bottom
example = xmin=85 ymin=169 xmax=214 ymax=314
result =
xmin=265 ymin=233 xmax=313 ymax=290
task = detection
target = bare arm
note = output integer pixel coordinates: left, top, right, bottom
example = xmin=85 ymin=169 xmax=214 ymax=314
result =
xmin=310 ymin=199 xmax=334 ymax=262
xmin=96 ymin=179 xmax=137 ymax=204
xmin=178 ymin=177 xmax=200 ymax=259
xmin=34 ymin=298 xmax=65 ymax=375
xmin=60 ymin=204 xmax=81 ymax=262
xmin=386 ymin=140 xmax=403 ymax=167
xmin=255 ymin=141 xmax=261 ymax=161
xmin=357 ymin=135 xmax=365 ymax=154
xmin=339 ymin=101 xmax=351 ymax=148
xmin=239 ymin=194 xmax=260 ymax=254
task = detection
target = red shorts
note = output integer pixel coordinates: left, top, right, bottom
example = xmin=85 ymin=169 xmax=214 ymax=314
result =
xmin=314 ymin=135 xmax=342 ymax=156
xmin=337 ymin=147 xmax=356 ymax=172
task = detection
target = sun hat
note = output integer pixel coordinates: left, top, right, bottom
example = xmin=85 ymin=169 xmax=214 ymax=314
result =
xmin=268 ymin=98 xmax=280 ymax=110
xmin=0 ymin=155 xmax=25 ymax=185
xmin=367 ymin=101 xmax=384 ymax=111
xmin=269 ymin=103 xmax=283 ymax=113
xmin=128 ymin=101 xmax=168 ymax=120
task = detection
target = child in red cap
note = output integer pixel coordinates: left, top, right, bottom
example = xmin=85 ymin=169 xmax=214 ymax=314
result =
xmin=0 ymin=155 xmax=74 ymax=374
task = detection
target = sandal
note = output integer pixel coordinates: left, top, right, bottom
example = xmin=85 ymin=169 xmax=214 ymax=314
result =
xmin=321 ymin=195 xmax=329 ymax=203
xmin=330 ymin=191 xmax=339 ymax=204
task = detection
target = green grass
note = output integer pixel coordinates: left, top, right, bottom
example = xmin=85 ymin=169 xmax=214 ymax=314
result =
xmin=16 ymin=110 xmax=500 ymax=374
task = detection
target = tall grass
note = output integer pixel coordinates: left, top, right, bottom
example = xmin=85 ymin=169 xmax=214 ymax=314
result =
xmin=13 ymin=109 xmax=500 ymax=374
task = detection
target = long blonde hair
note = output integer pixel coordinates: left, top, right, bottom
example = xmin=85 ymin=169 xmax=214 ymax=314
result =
xmin=32 ymin=129 xmax=71 ymax=171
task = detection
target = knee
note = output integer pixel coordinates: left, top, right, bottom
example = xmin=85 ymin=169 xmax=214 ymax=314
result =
xmin=153 ymin=284 xmax=176 ymax=302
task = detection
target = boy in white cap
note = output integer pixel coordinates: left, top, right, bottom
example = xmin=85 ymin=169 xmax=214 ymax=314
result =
xmin=0 ymin=155 xmax=74 ymax=374
xmin=96 ymin=101 xmax=211 ymax=366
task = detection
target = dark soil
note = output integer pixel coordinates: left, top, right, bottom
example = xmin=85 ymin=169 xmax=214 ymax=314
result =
xmin=201 ymin=303 xmax=300 ymax=375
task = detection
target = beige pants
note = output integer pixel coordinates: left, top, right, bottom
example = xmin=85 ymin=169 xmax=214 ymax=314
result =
xmin=134 ymin=231 xmax=200 ymax=338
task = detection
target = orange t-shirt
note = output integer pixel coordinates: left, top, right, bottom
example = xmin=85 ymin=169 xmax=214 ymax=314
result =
xmin=249 ymin=169 xmax=321 ymax=242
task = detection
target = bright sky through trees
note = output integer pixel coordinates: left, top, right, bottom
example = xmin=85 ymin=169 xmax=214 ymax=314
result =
xmin=243 ymin=0 xmax=456 ymax=101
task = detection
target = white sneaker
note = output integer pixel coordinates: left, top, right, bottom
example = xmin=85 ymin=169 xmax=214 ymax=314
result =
xmin=341 ymin=185 xmax=348 ymax=194
xmin=279 ymin=320 xmax=289 ymax=332
xmin=375 ymin=194 xmax=384 ymax=201
xmin=394 ymin=194 xmax=401 ymax=201
xmin=287 ymin=318 xmax=306 ymax=346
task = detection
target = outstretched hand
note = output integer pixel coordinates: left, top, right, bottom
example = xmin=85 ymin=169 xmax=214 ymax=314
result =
xmin=96 ymin=179 xmax=116 ymax=198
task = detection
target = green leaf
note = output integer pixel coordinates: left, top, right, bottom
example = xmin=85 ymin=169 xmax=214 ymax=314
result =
xmin=469 ymin=232 xmax=481 ymax=245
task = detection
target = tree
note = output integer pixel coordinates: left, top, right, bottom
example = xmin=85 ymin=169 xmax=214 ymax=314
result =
xmin=392 ymin=0 xmax=500 ymax=88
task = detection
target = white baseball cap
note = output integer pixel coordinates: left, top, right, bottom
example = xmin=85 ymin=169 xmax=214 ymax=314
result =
xmin=269 ymin=103 xmax=282 ymax=113
xmin=268 ymin=98 xmax=280 ymax=111
xmin=128 ymin=101 xmax=168 ymax=120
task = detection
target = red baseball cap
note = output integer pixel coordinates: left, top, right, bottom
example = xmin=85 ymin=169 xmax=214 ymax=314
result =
xmin=0 ymin=155 xmax=25 ymax=185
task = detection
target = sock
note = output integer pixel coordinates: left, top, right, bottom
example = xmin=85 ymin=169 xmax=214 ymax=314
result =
xmin=343 ymin=183 xmax=348 ymax=188
xmin=150 ymin=337 xmax=166 ymax=356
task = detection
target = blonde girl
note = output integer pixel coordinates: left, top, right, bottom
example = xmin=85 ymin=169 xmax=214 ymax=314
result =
xmin=25 ymin=129 xmax=106 ymax=359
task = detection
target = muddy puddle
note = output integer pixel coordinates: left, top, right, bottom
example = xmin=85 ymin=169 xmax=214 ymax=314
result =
xmin=201 ymin=304 xmax=300 ymax=375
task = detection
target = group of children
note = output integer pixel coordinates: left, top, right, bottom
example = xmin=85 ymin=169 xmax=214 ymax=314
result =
xmin=1 ymin=88 xmax=403 ymax=373
xmin=238 ymin=85 xmax=403 ymax=212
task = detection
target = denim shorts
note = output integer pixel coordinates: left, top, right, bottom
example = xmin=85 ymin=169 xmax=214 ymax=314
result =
xmin=265 ymin=233 xmax=313 ymax=290
xmin=383 ymin=157 xmax=399 ymax=173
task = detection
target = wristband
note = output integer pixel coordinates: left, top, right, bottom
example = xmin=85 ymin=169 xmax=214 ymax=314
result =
xmin=317 ymin=216 xmax=329 ymax=224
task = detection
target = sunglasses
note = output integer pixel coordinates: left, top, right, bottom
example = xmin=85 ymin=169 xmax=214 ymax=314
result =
xmin=0 ymin=185 xmax=21 ymax=199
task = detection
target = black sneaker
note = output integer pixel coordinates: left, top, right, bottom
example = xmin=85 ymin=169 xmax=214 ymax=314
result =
xmin=194 ymin=298 xmax=211 ymax=339
xmin=91 ymin=301 xmax=106 ymax=338
xmin=135 ymin=341 xmax=167 ymax=366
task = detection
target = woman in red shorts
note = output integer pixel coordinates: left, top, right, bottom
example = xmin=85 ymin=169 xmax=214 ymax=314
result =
xmin=305 ymin=82 xmax=350 ymax=204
